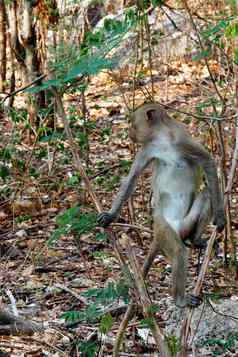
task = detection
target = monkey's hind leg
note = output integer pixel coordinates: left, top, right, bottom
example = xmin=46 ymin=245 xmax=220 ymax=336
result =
xmin=182 ymin=188 xmax=212 ymax=248
xmin=142 ymin=236 xmax=161 ymax=278
xmin=144 ymin=212 xmax=192 ymax=308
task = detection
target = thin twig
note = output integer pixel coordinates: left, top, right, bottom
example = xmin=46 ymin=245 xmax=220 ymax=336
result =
xmin=111 ymin=222 xmax=153 ymax=235
xmin=179 ymin=228 xmax=217 ymax=356
xmin=54 ymin=284 xmax=88 ymax=305
xmin=126 ymin=241 xmax=171 ymax=357
xmin=0 ymin=74 xmax=47 ymax=104
xmin=52 ymin=88 xmax=102 ymax=213
xmin=225 ymin=114 xmax=238 ymax=206
xmin=183 ymin=0 xmax=224 ymax=104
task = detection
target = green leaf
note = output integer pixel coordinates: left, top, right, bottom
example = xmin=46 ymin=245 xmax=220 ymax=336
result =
xmin=82 ymin=280 xmax=129 ymax=305
xmin=140 ymin=317 xmax=154 ymax=328
xmin=235 ymin=48 xmax=238 ymax=64
xmin=99 ymin=313 xmax=113 ymax=334
xmin=47 ymin=227 xmax=67 ymax=246
xmin=72 ymin=212 xmax=97 ymax=235
xmin=192 ymin=49 xmax=211 ymax=61
xmin=167 ymin=335 xmax=180 ymax=354
xmin=63 ymin=56 xmax=116 ymax=82
xmin=202 ymin=17 xmax=234 ymax=40
xmin=226 ymin=0 xmax=236 ymax=6
xmin=149 ymin=304 xmax=160 ymax=313
xmin=61 ymin=305 xmax=101 ymax=324
xmin=39 ymin=132 xmax=63 ymax=142
xmin=225 ymin=22 xmax=238 ymax=38
xmin=0 ymin=148 xmax=11 ymax=160
xmin=61 ymin=310 xmax=84 ymax=324
xmin=67 ymin=174 xmax=81 ymax=186
xmin=25 ymin=79 xmax=62 ymax=94
xmin=79 ymin=341 xmax=98 ymax=357
xmin=151 ymin=0 xmax=164 ymax=6
xmin=48 ymin=207 xmax=97 ymax=245
xmin=15 ymin=215 xmax=32 ymax=223
xmin=85 ymin=305 xmax=101 ymax=322
xmin=56 ymin=206 xmax=81 ymax=226
xmin=25 ymin=11 xmax=134 ymax=93
xmin=94 ymin=232 xmax=108 ymax=241
xmin=0 ymin=165 xmax=10 ymax=179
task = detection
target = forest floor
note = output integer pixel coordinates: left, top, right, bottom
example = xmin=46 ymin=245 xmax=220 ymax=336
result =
xmin=0 ymin=59 xmax=238 ymax=356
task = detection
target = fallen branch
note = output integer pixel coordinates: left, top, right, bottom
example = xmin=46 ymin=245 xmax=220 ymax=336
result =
xmin=179 ymin=229 xmax=217 ymax=356
xmin=0 ymin=304 xmax=43 ymax=335
xmin=112 ymin=235 xmax=171 ymax=357
xmin=126 ymin=241 xmax=171 ymax=357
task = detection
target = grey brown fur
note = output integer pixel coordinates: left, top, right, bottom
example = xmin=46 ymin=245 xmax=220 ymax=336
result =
xmin=98 ymin=103 xmax=225 ymax=307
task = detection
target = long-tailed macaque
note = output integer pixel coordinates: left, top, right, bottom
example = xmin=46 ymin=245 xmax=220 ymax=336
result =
xmin=98 ymin=103 xmax=225 ymax=308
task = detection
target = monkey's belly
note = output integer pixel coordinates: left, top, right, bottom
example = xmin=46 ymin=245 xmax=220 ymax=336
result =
xmin=152 ymin=160 xmax=199 ymax=234
xmin=152 ymin=165 xmax=196 ymax=205
xmin=152 ymin=192 xmax=193 ymax=235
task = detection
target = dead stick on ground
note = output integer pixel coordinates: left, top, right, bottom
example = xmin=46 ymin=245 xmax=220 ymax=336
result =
xmin=125 ymin=241 xmax=172 ymax=357
xmin=179 ymin=229 xmax=217 ymax=357
xmin=112 ymin=237 xmax=137 ymax=357
xmin=112 ymin=235 xmax=170 ymax=357
xmin=0 ymin=303 xmax=43 ymax=335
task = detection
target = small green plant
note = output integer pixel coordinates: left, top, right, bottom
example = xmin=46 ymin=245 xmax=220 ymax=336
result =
xmin=119 ymin=159 xmax=131 ymax=173
xmin=47 ymin=206 xmax=97 ymax=245
xmin=15 ymin=215 xmax=32 ymax=223
xmin=27 ymin=13 xmax=136 ymax=95
xmin=99 ymin=313 xmax=114 ymax=334
xmin=94 ymin=232 xmax=108 ymax=241
xmin=99 ymin=126 xmax=112 ymax=142
xmin=73 ymin=340 xmax=99 ymax=357
xmin=81 ymin=280 xmax=129 ymax=305
xmin=67 ymin=174 xmax=81 ymax=186
xmin=140 ymin=317 xmax=154 ymax=329
xmin=62 ymin=304 xmax=101 ymax=324
xmin=92 ymin=251 xmax=111 ymax=260
xmin=167 ymin=335 xmax=180 ymax=356
xmin=0 ymin=147 xmax=12 ymax=180
xmin=0 ymin=165 xmax=10 ymax=180
xmin=61 ymin=280 xmax=129 ymax=338
xmin=199 ymin=331 xmax=238 ymax=356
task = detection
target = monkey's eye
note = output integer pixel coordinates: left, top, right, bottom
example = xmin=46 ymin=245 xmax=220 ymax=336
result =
xmin=146 ymin=109 xmax=156 ymax=122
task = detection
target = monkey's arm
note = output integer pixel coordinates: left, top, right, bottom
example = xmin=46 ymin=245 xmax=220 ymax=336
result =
xmin=177 ymin=140 xmax=226 ymax=232
xmin=98 ymin=148 xmax=152 ymax=227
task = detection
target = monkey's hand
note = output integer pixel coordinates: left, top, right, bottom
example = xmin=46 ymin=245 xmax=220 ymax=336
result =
xmin=97 ymin=212 xmax=116 ymax=228
xmin=213 ymin=209 xmax=226 ymax=233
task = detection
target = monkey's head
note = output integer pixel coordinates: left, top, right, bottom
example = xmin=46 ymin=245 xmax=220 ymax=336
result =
xmin=128 ymin=103 xmax=167 ymax=144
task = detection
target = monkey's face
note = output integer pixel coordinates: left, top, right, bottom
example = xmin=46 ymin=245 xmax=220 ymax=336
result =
xmin=128 ymin=110 xmax=156 ymax=144
xmin=128 ymin=125 xmax=137 ymax=142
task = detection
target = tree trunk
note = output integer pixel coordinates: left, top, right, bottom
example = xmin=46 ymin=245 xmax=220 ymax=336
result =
xmin=0 ymin=0 xmax=7 ymax=92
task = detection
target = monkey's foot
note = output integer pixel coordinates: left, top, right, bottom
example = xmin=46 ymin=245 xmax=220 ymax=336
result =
xmin=184 ymin=238 xmax=207 ymax=249
xmin=176 ymin=294 xmax=202 ymax=308
xmin=192 ymin=239 xmax=207 ymax=249
xmin=186 ymin=294 xmax=203 ymax=308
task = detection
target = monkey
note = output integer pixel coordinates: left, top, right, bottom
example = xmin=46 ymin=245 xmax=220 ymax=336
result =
xmin=98 ymin=102 xmax=225 ymax=308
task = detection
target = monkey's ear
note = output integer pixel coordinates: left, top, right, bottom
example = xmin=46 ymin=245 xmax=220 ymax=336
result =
xmin=146 ymin=109 xmax=157 ymax=122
